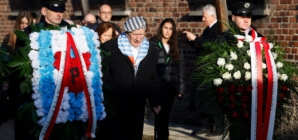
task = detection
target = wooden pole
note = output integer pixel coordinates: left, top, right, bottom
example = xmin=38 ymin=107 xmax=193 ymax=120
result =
xmin=81 ymin=0 xmax=90 ymax=17
xmin=214 ymin=0 xmax=229 ymax=34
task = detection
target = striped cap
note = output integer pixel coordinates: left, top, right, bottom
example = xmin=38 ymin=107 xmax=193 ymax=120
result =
xmin=123 ymin=16 xmax=146 ymax=32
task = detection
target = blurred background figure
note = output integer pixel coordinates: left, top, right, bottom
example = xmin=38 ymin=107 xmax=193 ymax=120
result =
xmin=97 ymin=4 xmax=121 ymax=35
xmin=83 ymin=13 xmax=97 ymax=29
xmin=0 ymin=10 xmax=33 ymax=127
xmin=74 ymin=20 xmax=84 ymax=28
xmin=95 ymin=22 xmax=116 ymax=43
xmin=149 ymin=18 xmax=185 ymax=140
xmin=64 ymin=19 xmax=74 ymax=25
xmin=31 ymin=12 xmax=37 ymax=24
xmin=183 ymin=4 xmax=219 ymax=50
xmin=1 ymin=11 xmax=33 ymax=55
xmin=35 ymin=13 xmax=42 ymax=24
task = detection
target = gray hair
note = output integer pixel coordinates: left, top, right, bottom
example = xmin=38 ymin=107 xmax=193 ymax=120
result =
xmin=202 ymin=4 xmax=217 ymax=19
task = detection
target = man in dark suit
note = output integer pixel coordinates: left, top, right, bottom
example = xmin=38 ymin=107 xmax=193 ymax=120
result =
xmin=183 ymin=4 xmax=219 ymax=50
xmin=183 ymin=4 xmax=220 ymax=136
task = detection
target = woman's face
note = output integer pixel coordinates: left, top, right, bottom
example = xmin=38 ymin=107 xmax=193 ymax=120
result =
xmin=20 ymin=17 xmax=29 ymax=30
xmin=162 ymin=22 xmax=173 ymax=40
xmin=100 ymin=28 xmax=113 ymax=43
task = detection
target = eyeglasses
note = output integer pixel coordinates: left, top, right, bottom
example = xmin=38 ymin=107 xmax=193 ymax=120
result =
xmin=100 ymin=11 xmax=112 ymax=15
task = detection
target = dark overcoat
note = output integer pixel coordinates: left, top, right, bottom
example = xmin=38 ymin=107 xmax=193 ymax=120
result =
xmin=100 ymin=38 xmax=161 ymax=140
xmin=192 ymin=21 xmax=219 ymax=50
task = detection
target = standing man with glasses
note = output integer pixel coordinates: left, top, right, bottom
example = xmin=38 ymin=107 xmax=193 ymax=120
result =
xmin=97 ymin=4 xmax=122 ymax=36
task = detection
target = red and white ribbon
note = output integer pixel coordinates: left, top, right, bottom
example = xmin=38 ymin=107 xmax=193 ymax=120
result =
xmin=235 ymin=28 xmax=278 ymax=140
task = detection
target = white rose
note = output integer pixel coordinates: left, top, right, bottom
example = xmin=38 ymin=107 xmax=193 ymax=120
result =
xmin=213 ymin=78 xmax=222 ymax=86
xmin=225 ymin=64 xmax=234 ymax=71
xmin=28 ymin=50 xmax=39 ymax=61
xmin=276 ymin=62 xmax=283 ymax=68
xmin=244 ymin=35 xmax=253 ymax=42
xmin=222 ymin=72 xmax=232 ymax=80
xmin=247 ymin=50 xmax=251 ymax=57
xmin=262 ymin=62 xmax=267 ymax=69
xmin=237 ymin=40 xmax=244 ymax=48
xmin=272 ymin=52 xmax=277 ymax=60
xmin=217 ymin=58 xmax=225 ymax=67
xmin=280 ymin=74 xmax=288 ymax=81
xmin=233 ymin=70 xmax=241 ymax=79
xmin=213 ymin=78 xmax=223 ymax=87
xmin=230 ymin=51 xmax=238 ymax=60
xmin=245 ymin=71 xmax=251 ymax=81
xmin=244 ymin=62 xmax=251 ymax=70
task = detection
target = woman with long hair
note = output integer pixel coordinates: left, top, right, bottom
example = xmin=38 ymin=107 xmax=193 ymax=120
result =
xmin=1 ymin=11 xmax=32 ymax=56
xmin=0 ymin=10 xmax=32 ymax=132
xmin=95 ymin=22 xmax=116 ymax=43
xmin=149 ymin=18 xmax=185 ymax=140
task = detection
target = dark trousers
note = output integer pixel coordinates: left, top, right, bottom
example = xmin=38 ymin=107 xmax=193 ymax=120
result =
xmin=156 ymin=94 xmax=175 ymax=140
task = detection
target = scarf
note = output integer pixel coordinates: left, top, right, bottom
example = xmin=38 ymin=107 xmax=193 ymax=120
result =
xmin=118 ymin=32 xmax=149 ymax=75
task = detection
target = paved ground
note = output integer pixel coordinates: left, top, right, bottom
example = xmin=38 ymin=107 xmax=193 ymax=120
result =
xmin=0 ymin=120 xmax=14 ymax=140
xmin=0 ymin=119 xmax=223 ymax=140
xmin=143 ymin=119 xmax=222 ymax=140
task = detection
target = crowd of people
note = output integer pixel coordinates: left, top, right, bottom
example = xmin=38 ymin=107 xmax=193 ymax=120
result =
xmin=0 ymin=0 xmax=261 ymax=140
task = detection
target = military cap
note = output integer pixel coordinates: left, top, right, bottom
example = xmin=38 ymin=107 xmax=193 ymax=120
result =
xmin=229 ymin=2 xmax=256 ymax=17
xmin=40 ymin=0 xmax=67 ymax=12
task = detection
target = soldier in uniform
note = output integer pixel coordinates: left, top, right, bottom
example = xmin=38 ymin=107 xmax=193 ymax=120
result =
xmin=13 ymin=1 xmax=69 ymax=140
xmin=216 ymin=2 xmax=263 ymax=43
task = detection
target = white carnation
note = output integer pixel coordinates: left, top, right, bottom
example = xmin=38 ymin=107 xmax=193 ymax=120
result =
xmin=247 ymin=50 xmax=251 ymax=57
xmin=31 ymin=60 xmax=40 ymax=68
xmin=29 ymin=32 xmax=39 ymax=41
xmin=245 ymin=71 xmax=251 ymax=81
xmin=28 ymin=50 xmax=39 ymax=61
xmin=262 ymin=62 xmax=267 ymax=69
xmin=276 ymin=62 xmax=283 ymax=68
xmin=244 ymin=35 xmax=253 ymax=42
xmin=222 ymin=72 xmax=232 ymax=80
xmin=225 ymin=64 xmax=234 ymax=71
xmin=233 ymin=70 xmax=241 ymax=79
xmin=280 ymin=74 xmax=288 ymax=81
xmin=230 ymin=51 xmax=238 ymax=60
xmin=237 ymin=40 xmax=244 ymax=48
xmin=213 ymin=78 xmax=223 ymax=86
xmin=217 ymin=58 xmax=226 ymax=67
xmin=244 ymin=62 xmax=251 ymax=70
xmin=36 ymin=108 xmax=45 ymax=117
xmin=30 ymin=41 xmax=39 ymax=50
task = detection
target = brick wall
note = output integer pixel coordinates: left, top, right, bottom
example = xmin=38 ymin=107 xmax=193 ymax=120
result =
xmin=1 ymin=0 xmax=298 ymax=127
xmin=254 ymin=0 xmax=298 ymax=64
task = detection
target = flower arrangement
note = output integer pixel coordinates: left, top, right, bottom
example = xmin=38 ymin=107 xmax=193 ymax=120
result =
xmin=3 ymin=23 xmax=107 ymax=140
xmin=193 ymin=23 xmax=298 ymax=140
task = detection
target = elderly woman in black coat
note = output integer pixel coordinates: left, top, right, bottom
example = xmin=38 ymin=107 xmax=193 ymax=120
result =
xmin=149 ymin=18 xmax=185 ymax=140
